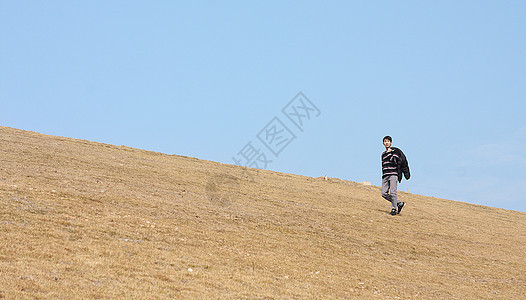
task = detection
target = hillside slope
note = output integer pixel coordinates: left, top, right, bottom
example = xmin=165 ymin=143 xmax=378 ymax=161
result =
xmin=1 ymin=126 xmax=525 ymax=299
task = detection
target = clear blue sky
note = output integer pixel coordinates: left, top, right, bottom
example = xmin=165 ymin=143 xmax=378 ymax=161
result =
xmin=2 ymin=1 xmax=525 ymax=212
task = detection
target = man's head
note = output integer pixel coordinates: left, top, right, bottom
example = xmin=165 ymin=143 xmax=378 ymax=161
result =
xmin=383 ymin=135 xmax=392 ymax=149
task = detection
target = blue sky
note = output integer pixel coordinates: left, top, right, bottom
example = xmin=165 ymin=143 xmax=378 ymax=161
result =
xmin=2 ymin=1 xmax=525 ymax=212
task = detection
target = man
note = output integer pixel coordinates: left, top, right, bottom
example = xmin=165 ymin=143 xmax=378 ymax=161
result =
xmin=381 ymin=136 xmax=410 ymax=215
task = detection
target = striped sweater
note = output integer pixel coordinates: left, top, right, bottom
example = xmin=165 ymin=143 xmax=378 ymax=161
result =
xmin=382 ymin=149 xmax=400 ymax=178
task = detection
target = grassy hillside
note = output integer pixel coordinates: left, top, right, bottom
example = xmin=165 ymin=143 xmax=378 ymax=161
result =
xmin=1 ymin=126 xmax=525 ymax=299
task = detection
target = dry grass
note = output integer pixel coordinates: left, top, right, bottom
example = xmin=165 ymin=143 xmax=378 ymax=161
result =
xmin=0 ymin=126 xmax=525 ymax=299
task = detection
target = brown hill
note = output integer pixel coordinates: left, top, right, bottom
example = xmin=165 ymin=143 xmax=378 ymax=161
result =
xmin=1 ymin=126 xmax=525 ymax=299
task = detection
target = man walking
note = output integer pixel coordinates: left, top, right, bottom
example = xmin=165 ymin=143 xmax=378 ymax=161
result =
xmin=381 ymin=136 xmax=410 ymax=215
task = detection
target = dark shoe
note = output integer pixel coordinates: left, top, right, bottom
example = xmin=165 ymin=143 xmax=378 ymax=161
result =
xmin=390 ymin=208 xmax=397 ymax=216
xmin=397 ymin=202 xmax=405 ymax=214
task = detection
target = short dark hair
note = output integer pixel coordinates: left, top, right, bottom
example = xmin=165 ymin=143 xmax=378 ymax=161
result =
xmin=383 ymin=136 xmax=392 ymax=142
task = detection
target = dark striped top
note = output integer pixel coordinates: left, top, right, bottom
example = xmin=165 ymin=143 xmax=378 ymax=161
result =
xmin=382 ymin=149 xmax=399 ymax=178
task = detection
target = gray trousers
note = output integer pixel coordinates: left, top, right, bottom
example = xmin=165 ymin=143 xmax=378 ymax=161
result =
xmin=382 ymin=175 xmax=400 ymax=209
